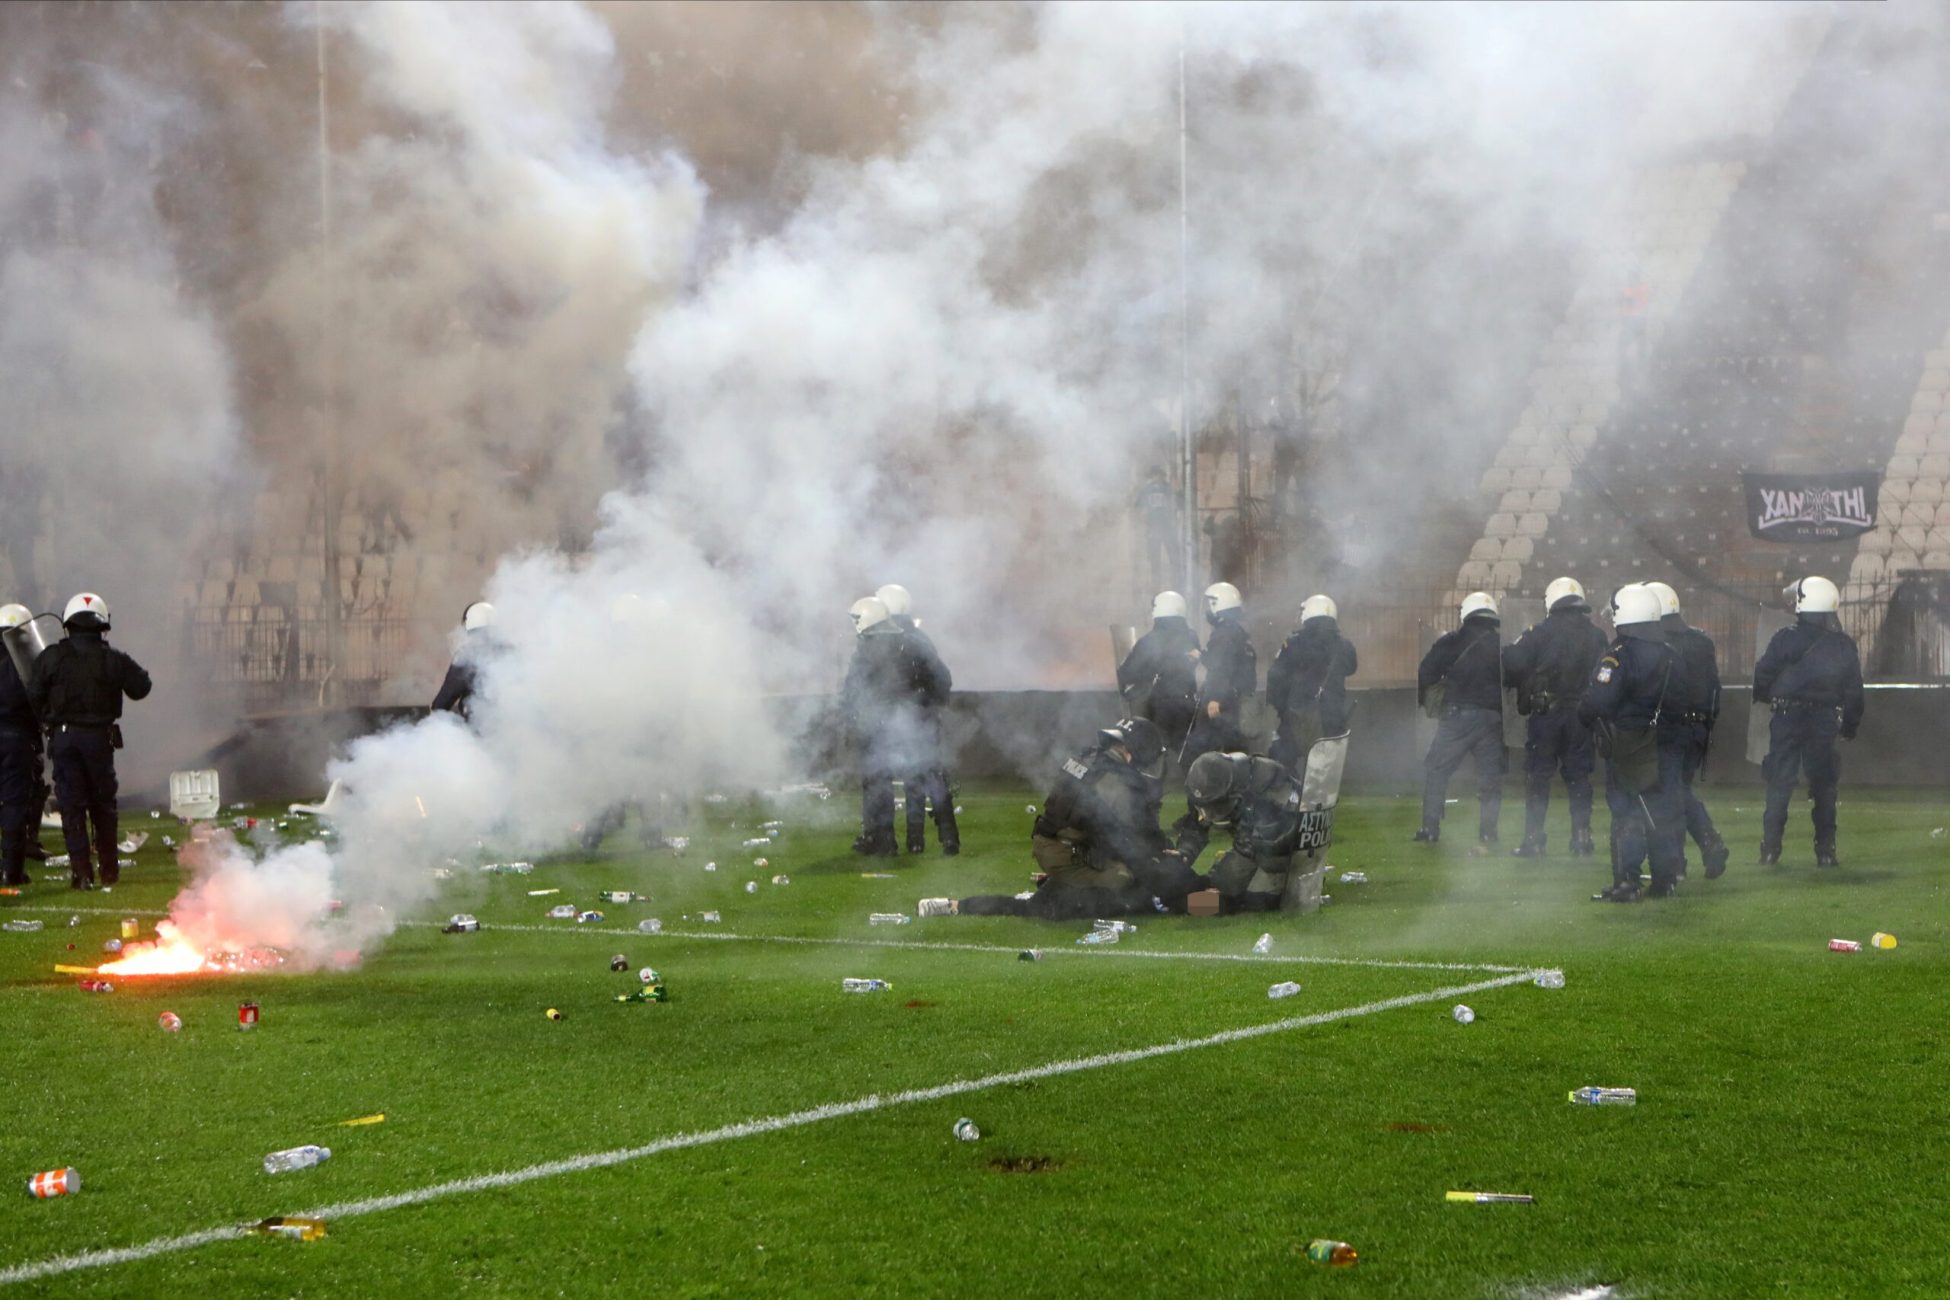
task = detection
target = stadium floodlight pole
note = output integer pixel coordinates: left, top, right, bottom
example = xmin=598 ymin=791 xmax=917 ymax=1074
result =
xmin=316 ymin=3 xmax=344 ymax=707
xmin=1178 ymin=40 xmax=1197 ymax=596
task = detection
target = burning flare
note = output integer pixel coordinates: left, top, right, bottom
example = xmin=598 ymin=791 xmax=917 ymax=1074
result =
xmin=96 ymin=920 xmax=286 ymax=977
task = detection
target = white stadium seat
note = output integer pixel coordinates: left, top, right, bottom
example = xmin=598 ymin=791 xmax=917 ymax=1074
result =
xmin=1497 ymin=490 xmax=1531 ymax=514
xmin=1486 ymin=513 xmax=1518 ymax=538
xmin=1510 ymin=466 xmax=1544 ymax=490
xmin=1883 ymin=478 xmax=1911 ymax=503
xmin=1912 ymin=479 xmax=1946 ymax=505
xmin=1542 ymin=465 xmax=1573 ymax=489
xmin=1850 ymin=552 xmax=1885 ymax=584
xmin=1502 ymin=536 xmax=1535 ymax=563
xmin=1518 ymin=512 xmax=1549 ymax=537
xmin=1921 ymin=455 xmax=1950 ymax=479
xmin=1858 ymin=528 xmax=1892 ymax=556
xmin=1530 ymin=488 xmax=1563 ymax=514
xmin=1480 ymin=467 xmax=1512 ymax=495
xmin=1458 ymin=560 xmax=1494 ymax=588
xmin=1469 ymin=537 xmax=1502 ymax=562
xmin=1490 ymin=559 xmax=1523 ymax=590
xmin=1888 ymin=454 xmax=1919 ymax=478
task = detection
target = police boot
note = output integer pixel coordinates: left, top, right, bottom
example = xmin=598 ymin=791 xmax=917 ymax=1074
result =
xmin=1591 ymin=881 xmax=1642 ymax=903
xmin=1815 ymin=843 xmax=1840 ymax=868
xmin=1645 ymin=878 xmax=1679 ymax=899
xmin=1512 ymin=835 xmax=1546 ymax=858
xmin=24 ymin=839 xmax=47 ymax=861
xmin=852 ymin=833 xmax=897 ymax=858
xmin=936 ymin=810 xmax=961 ymax=857
xmin=906 ymin=830 xmax=926 ymax=855
xmin=1411 ymin=826 xmax=1439 ymax=844
xmin=1757 ymin=842 xmax=1781 ymax=867
xmin=1569 ymin=827 xmax=1596 ymax=857
xmin=1702 ymin=836 xmax=1730 ymax=879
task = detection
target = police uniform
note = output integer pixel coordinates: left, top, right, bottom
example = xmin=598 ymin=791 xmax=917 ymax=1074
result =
xmin=841 ymin=621 xmax=918 ymax=855
xmin=0 ymin=649 xmax=40 ymax=886
xmin=1182 ymin=609 xmax=1255 ymax=767
xmin=1501 ymin=600 xmax=1607 ymax=855
xmin=1266 ymin=615 xmax=1357 ymax=771
xmin=889 ymin=615 xmax=959 ymax=856
xmin=959 ymin=734 xmax=1197 ymax=919
xmin=1753 ymin=614 xmax=1864 ymax=865
xmin=1116 ymin=615 xmax=1201 ymax=757
xmin=1578 ymin=625 xmax=1684 ymax=897
xmin=1662 ymin=612 xmax=1729 ymax=874
xmin=1173 ymin=753 xmax=1306 ymax=912
xmin=29 ymin=624 xmax=151 ymax=889
xmin=1415 ymin=614 xmax=1505 ymax=842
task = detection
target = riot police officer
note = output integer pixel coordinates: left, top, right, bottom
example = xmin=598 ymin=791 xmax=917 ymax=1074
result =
xmin=921 ymin=719 xmax=1198 ymax=918
xmin=1266 ymin=593 xmax=1357 ymax=771
xmin=1501 ymin=576 xmax=1607 ymax=857
xmin=0 ymin=604 xmax=41 ymax=886
xmin=1181 ymin=581 xmax=1256 ymax=768
xmin=1414 ymin=591 xmax=1505 ymax=845
xmin=28 ymin=593 xmax=151 ymax=890
xmin=432 ymin=601 xmax=496 ymax=720
xmin=1116 ymin=591 xmax=1202 ymax=758
xmin=1579 ymin=584 xmax=1685 ymax=901
xmin=876 ymin=583 xmax=959 ymax=856
xmin=1173 ymin=750 xmax=1306 ymax=912
xmin=1646 ymin=581 xmax=1729 ymax=876
xmin=1754 ymin=575 xmax=1864 ymax=867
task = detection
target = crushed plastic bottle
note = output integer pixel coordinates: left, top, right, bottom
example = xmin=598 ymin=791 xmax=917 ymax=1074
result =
xmin=599 ymin=891 xmax=646 ymax=904
xmin=1268 ymin=981 xmax=1303 ymax=999
xmin=1569 ymin=1086 xmax=1637 ymax=1106
xmin=2 ymin=919 xmax=44 ymax=932
xmin=869 ymin=913 xmax=912 ymax=926
xmin=700 ymin=910 xmax=721 ymax=923
xmin=638 ymin=918 xmax=663 ymax=934
xmin=263 ymin=1145 xmax=332 ymax=1174
xmin=745 ymin=881 xmax=758 ymax=894
xmin=546 ymin=904 xmax=577 ymax=919
xmin=842 ymin=977 xmax=891 ymax=993
xmin=741 ymin=838 xmax=770 ymax=849
xmin=1306 ymin=1239 xmax=1358 ymax=1268
xmin=704 ymin=861 xmax=718 ymax=872
xmin=1252 ymin=933 xmax=1272 ymax=955
xmin=1077 ymin=928 xmax=1120 ymax=945
xmin=1534 ymin=969 xmax=1566 ymax=989
xmin=953 ymin=1118 xmax=980 ymax=1142
xmin=1339 ymin=871 xmax=1368 ymax=884
xmin=1095 ymin=920 xmax=1136 ymax=935
xmin=1452 ymin=1004 xmax=1475 ymax=1024
xmin=771 ymin=874 xmax=791 ymax=886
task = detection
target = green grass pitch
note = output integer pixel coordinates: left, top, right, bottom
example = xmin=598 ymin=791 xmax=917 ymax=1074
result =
xmin=1 ymin=781 xmax=1945 ymax=1296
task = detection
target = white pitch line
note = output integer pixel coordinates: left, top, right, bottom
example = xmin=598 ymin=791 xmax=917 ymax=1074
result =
xmin=0 ymin=969 xmax=1540 ymax=1286
xmin=11 ymin=906 xmax=1528 ymax=973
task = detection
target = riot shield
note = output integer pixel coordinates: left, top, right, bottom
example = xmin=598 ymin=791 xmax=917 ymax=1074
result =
xmin=3 ymin=613 xmax=61 ymax=694
xmin=1498 ymin=597 xmax=1545 ymax=749
xmin=1280 ymin=731 xmax=1349 ymax=913
xmin=1745 ymin=609 xmax=1795 ymax=765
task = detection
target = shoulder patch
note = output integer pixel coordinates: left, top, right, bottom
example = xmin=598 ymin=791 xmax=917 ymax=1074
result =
xmin=1595 ymin=663 xmax=1614 ymax=684
xmin=1062 ymin=758 xmax=1090 ymax=780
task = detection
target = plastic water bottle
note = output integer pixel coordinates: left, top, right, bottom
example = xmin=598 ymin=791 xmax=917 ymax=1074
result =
xmin=842 ymin=978 xmax=891 ymax=993
xmin=1452 ymin=1004 xmax=1475 ymax=1024
xmin=1268 ymin=981 xmax=1302 ymax=999
xmin=263 ymin=1145 xmax=332 ymax=1174
xmin=1306 ymin=1239 xmax=1358 ymax=1267
xmin=1568 ymin=1086 xmax=1636 ymax=1106
xmin=1077 ymin=928 xmax=1120 ymax=945
xmin=953 ymin=1118 xmax=980 ymax=1142
xmin=1096 ymin=920 xmax=1137 ymax=935
xmin=1339 ymin=871 xmax=1368 ymax=884
xmin=2 ymin=919 xmax=44 ymax=932
xmin=1534 ymin=969 xmax=1566 ymax=989
xmin=1252 ymin=933 xmax=1272 ymax=955
xmin=869 ymin=913 xmax=912 ymax=926
xmin=638 ymin=918 xmax=663 ymax=934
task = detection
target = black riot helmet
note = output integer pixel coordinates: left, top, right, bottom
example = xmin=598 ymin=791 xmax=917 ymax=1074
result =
xmin=1099 ymin=717 xmax=1166 ymax=768
xmin=1185 ymin=751 xmax=1253 ymax=820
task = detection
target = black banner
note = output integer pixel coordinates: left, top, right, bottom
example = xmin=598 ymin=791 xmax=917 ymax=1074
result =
xmin=1742 ymin=471 xmax=1879 ymax=542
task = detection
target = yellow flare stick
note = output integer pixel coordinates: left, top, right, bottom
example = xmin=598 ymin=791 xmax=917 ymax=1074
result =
xmin=337 ymin=1113 xmax=386 ymax=1127
xmin=54 ymin=964 xmax=98 ymax=975
xmin=1446 ymin=1191 xmax=1534 ymax=1204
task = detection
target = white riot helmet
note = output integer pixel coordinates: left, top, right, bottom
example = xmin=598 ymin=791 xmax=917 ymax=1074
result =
xmin=1150 ymin=591 xmax=1187 ymax=620
xmin=1543 ymin=576 xmax=1587 ymax=611
xmin=1299 ymin=594 xmax=1337 ymax=623
xmin=462 ymin=601 xmax=495 ymax=633
xmin=1786 ymin=575 xmax=1839 ymax=614
xmin=63 ymin=592 xmax=109 ymax=629
xmin=875 ymin=584 xmax=911 ymax=618
xmin=1609 ymin=583 xmax=1662 ymax=627
xmin=1204 ymin=582 xmax=1242 ymax=615
xmin=850 ymin=596 xmax=891 ymax=634
xmin=0 ymin=604 xmax=28 ymax=630
xmin=1644 ymin=581 xmax=1681 ymax=619
xmin=1459 ymin=590 xmax=1499 ymax=622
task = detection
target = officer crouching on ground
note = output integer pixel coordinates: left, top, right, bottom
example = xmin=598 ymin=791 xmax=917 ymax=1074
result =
xmin=1645 ymin=581 xmax=1729 ymax=877
xmin=1501 ymin=576 xmax=1607 ymax=858
xmin=28 ymin=593 xmax=151 ymax=890
xmin=1173 ymin=750 xmax=1306 ymax=912
xmin=1267 ymin=594 xmax=1357 ymax=771
xmin=1580 ymin=584 xmax=1685 ymax=901
xmin=0 ymin=604 xmax=41 ymax=886
xmin=919 ymin=719 xmax=1200 ymax=919
xmin=1754 ymin=575 xmax=1864 ymax=868
xmin=1414 ymin=591 xmax=1505 ymax=846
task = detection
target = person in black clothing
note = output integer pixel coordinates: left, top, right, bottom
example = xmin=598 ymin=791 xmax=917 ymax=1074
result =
xmin=1646 ymin=581 xmax=1729 ymax=877
xmin=1500 ymin=576 xmax=1607 ymax=857
xmin=1173 ymin=750 xmax=1306 ymax=912
xmin=1266 ymin=593 xmax=1357 ymax=771
xmin=1753 ymin=575 xmax=1864 ymax=867
xmin=27 ymin=593 xmax=151 ymax=890
xmin=432 ymin=601 xmax=497 ymax=721
xmin=874 ymin=583 xmax=959 ymax=856
xmin=1580 ymin=584 xmax=1686 ymax=901
xmin=0 ymin=604 xmax=42 ymax=886
xmin=1414 ymin=591 xmax=1505 ymax=845
xmin=1181 ymin=581 xmax=1256 ymax=768
xmin=1116 ymin=591 xmax=1202 ymax=760
xmin=922 ymin=719 xmax=1199 ymax=919
xmin=843 ymin=595 xmax=946 ymax=857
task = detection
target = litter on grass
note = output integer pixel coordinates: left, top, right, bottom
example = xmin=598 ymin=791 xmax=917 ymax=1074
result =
xmin=1445 ymin=1191 xmax=1533 ymax=1204
xmin=638 ymin=919 xmax=663 ymax=934
xmin=1534 ymin=969 xmax=1566 ymax=988
xmin=1452 ymin=1004 xmax=1475 ymax=1024
xmin=250 ymin=1217 xmax=326 ymax=1242
xmin=337 ymin=1114 xmax=385 ymax=1127
xmin=26 ymin=1168 xmax=78 ymax=1198
xmin=443 ymin=915 xmax=480 ymax=933
xmin=1268 ymin=981 xmax=1302 ymax=999
xmin=1872 ymin=932 xmax=1897 ymax=950
xmin=953 ymin=1118 xmax=980 ymax=1142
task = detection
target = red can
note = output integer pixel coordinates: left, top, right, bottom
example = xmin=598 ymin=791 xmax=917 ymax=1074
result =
xmin=238 ymin=1001 xmax=260 ymax=1030
xmin=1828 ymin=939 xmax=1861 ymax=953
xmin=27 ymin=1167 xmax=78 ymax=1198
xmin=77 ymin=979 xmax=114 ymax=994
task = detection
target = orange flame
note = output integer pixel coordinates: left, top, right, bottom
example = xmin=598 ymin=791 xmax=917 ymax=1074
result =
xmin=96 ymin=922 xmax=216 ymax=977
